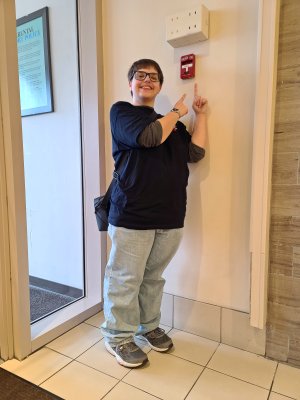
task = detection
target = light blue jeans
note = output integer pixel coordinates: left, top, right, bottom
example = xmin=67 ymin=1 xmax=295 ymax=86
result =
xmin=101 ymin=224 xmax=183 ymax=345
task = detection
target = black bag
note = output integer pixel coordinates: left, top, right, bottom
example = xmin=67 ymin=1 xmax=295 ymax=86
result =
xmin=94 ymin=179 xmax=115 ymax=232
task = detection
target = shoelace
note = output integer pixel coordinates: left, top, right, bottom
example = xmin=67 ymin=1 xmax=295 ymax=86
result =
xmin=146 ymin=327 xmax=165 ymax=338
xmin=118 ymin=341 xmax=138 ymax=352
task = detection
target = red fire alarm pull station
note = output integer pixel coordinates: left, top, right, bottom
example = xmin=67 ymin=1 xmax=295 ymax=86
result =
xmin=180 ymin=54 xmax=195 ymax=79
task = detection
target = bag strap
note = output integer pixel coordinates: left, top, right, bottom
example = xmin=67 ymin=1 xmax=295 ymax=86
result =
xmin=102 ymin=152 xmax=127 ymax=201
xmin=102 ymin=179 xmax=115 ymax=201
xmin=112 ymin=151 xmax=127 ymax=183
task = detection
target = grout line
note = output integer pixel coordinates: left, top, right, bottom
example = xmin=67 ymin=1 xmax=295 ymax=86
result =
xmin=205 ymin=366 xmax=273 ymax=391
xmin=206 ymin=341 xmax=221 ymax=366
xmin=217 ymin=341 xmax=266 ymax=357
xmin=99 ymin=379 xmax=120 ymax=400
xmin=83 ymin=321 xmax=102 ymax=328
xmin=266 ymin=362 xmax=279 ymax=400
xmin=168 ymin=325 xmax=220 ymax=345
xmin=116 ymin=380 xmax=164 ymax=400
xmin=45 ymin=337 xmax=104 ymax=361
xmin=167 ymin=351 xmax=208 ymax=368
xmin=183 ymin=367 xmax=206 ymax=399
xmin=38 ymin=337 xmax=109 ymax=387
xmin=42 ymin=346 xmax=74 ymax=361
xmin=38 ymin=357 xmax=74 ymax=386
xmin=169 ymin=292 xmax=232 ymax=312
xmin=74 ymin=338 xmax=104 ymax=359
xmin=269 ymin=391 xmax=297 ymax=400
xmin=40 ymin=357 xmax=127 ymax=396
xmin=74 ymin=357 xmax=126 ymax=382
xmin=167 ymin=331 xmax=221 ymax=367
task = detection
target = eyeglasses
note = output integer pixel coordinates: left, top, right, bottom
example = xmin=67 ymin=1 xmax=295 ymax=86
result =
xmin=134 ymin=71 xmax=159 ymax=82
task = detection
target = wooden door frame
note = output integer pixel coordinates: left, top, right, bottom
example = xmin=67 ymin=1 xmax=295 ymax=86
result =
xmin=0 ymin=0 xmax=106 ymax=360
xmin=0 ymin=0 xmax=31 ymax=360
xmin=249 ymin=0 xmax=281 ymax=329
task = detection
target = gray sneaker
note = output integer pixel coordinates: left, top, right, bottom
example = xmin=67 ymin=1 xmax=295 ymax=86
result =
xmin=105 ymin=341 xmax=148 ymax=368
xmin=136 ymin=327 xmax=173 ymax=352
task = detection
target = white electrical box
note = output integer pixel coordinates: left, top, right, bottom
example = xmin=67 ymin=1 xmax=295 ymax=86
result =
xmin=166 ymin=5 xmax=209 ymax=48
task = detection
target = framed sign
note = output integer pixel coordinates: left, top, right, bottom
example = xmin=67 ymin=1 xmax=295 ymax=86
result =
xmin=17 ymin=7 xmax=53 ymax=117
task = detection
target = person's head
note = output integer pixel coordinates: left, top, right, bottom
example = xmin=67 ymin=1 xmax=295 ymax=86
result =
xmin=127 ymin=59 xmax=164 ymax=106
xmin=128 ymin=59 xmax=164 ymax=86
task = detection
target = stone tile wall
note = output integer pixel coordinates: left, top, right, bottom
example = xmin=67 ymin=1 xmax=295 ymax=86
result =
xmin=266 ymin=0 xmax=300 ymax=368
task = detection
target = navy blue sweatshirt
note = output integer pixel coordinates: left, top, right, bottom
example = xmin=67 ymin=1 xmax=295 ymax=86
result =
xmin=108 ymin=101 xmax=196 ymax=229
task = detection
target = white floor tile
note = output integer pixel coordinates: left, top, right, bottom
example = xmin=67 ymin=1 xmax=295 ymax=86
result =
xmin=4 ymin=321 xmax=294 ymax=400
xmin=186 ymin=369 xmax=269 ymax=400
xmin=273 ymin=363 xmax=300 ymax=400
xmin=77 ymin=340 xmax=130 ymax=380
xmin=103 ymin=382 xmax=160 ymax=400
xmin=207 ymin=343 xmax=277 ymax=389
xmin=123 ymin=350 xmax=203 ymax=400
xmin=169 ymin=329 xmax=219 ymax=366
xmin=46 ymin=323 xmax=102 ymax=358
xmin=84 ymin=311 xmax=105 ymax=328
xmin=0 ymin=347 xmax=71 ymax=385
xmin=269 ymin=393 xmax=296 ymax=400
xmin=40 ymin=360 xmax=117 ymax=400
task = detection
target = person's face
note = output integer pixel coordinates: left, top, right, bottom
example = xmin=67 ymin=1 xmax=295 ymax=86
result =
xmin=129 ymin=66 xmax=161 ymax=106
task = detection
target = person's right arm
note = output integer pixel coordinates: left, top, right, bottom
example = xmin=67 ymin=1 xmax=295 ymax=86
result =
xmin=138 ymin=95 xmax=188 ymax=147
xmin=157 ymin=94 xmax=188 ymax=143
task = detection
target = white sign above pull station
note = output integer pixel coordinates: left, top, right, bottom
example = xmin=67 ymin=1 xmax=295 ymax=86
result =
xmin=166 ymin=5 xmax=209 ymax=48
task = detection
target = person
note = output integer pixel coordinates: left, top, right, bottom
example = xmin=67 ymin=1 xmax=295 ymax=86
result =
xmin=101 ymin=59 xmax=208 ymax=368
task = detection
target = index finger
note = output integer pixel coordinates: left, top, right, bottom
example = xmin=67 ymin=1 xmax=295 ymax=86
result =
xmin=179 ymin=94 xmax=187 ymax=102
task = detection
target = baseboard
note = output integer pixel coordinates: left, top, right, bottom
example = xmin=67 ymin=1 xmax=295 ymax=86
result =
xmin=161 ymin=292 xmax=266 ymax=356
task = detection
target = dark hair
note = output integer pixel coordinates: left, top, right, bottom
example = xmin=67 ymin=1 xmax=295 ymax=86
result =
xmin=127 ymin=59 xmax=164 ymax=86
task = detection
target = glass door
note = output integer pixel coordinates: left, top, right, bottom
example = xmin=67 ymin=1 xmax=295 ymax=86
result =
xmin=1 ymin=0 xmax=105 ymax=358
xmin=15 ymin=1 xmax=84 ymax=324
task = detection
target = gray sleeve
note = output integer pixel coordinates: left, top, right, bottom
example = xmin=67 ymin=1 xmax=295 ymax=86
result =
xmin=137 ymin=120 xmax=163 ymax=147
xmin=188 ymin=142 xmax=206 ymax=163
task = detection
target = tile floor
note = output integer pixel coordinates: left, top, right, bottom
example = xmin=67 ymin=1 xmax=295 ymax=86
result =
xmin=1 ymin=311 xmax=300 ymax=400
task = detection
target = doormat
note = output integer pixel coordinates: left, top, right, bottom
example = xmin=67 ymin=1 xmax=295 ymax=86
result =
xmin=0 ymin=368 xmax=63 ymax=400
xmin=30 ymin=285 xmax=75 ymax=322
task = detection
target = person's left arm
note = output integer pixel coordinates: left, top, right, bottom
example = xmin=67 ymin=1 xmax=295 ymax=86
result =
xmin=191 ymin=83 xmax=208 ymax=149
xmin=187 ymin=83 xmax=208 ymax=163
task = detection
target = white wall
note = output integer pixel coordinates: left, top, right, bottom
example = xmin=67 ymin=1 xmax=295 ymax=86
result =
xmin=102 ymin=0 xmax=259 ymax=312
xmin=16 ymin=0 xmax=84 ymax=289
